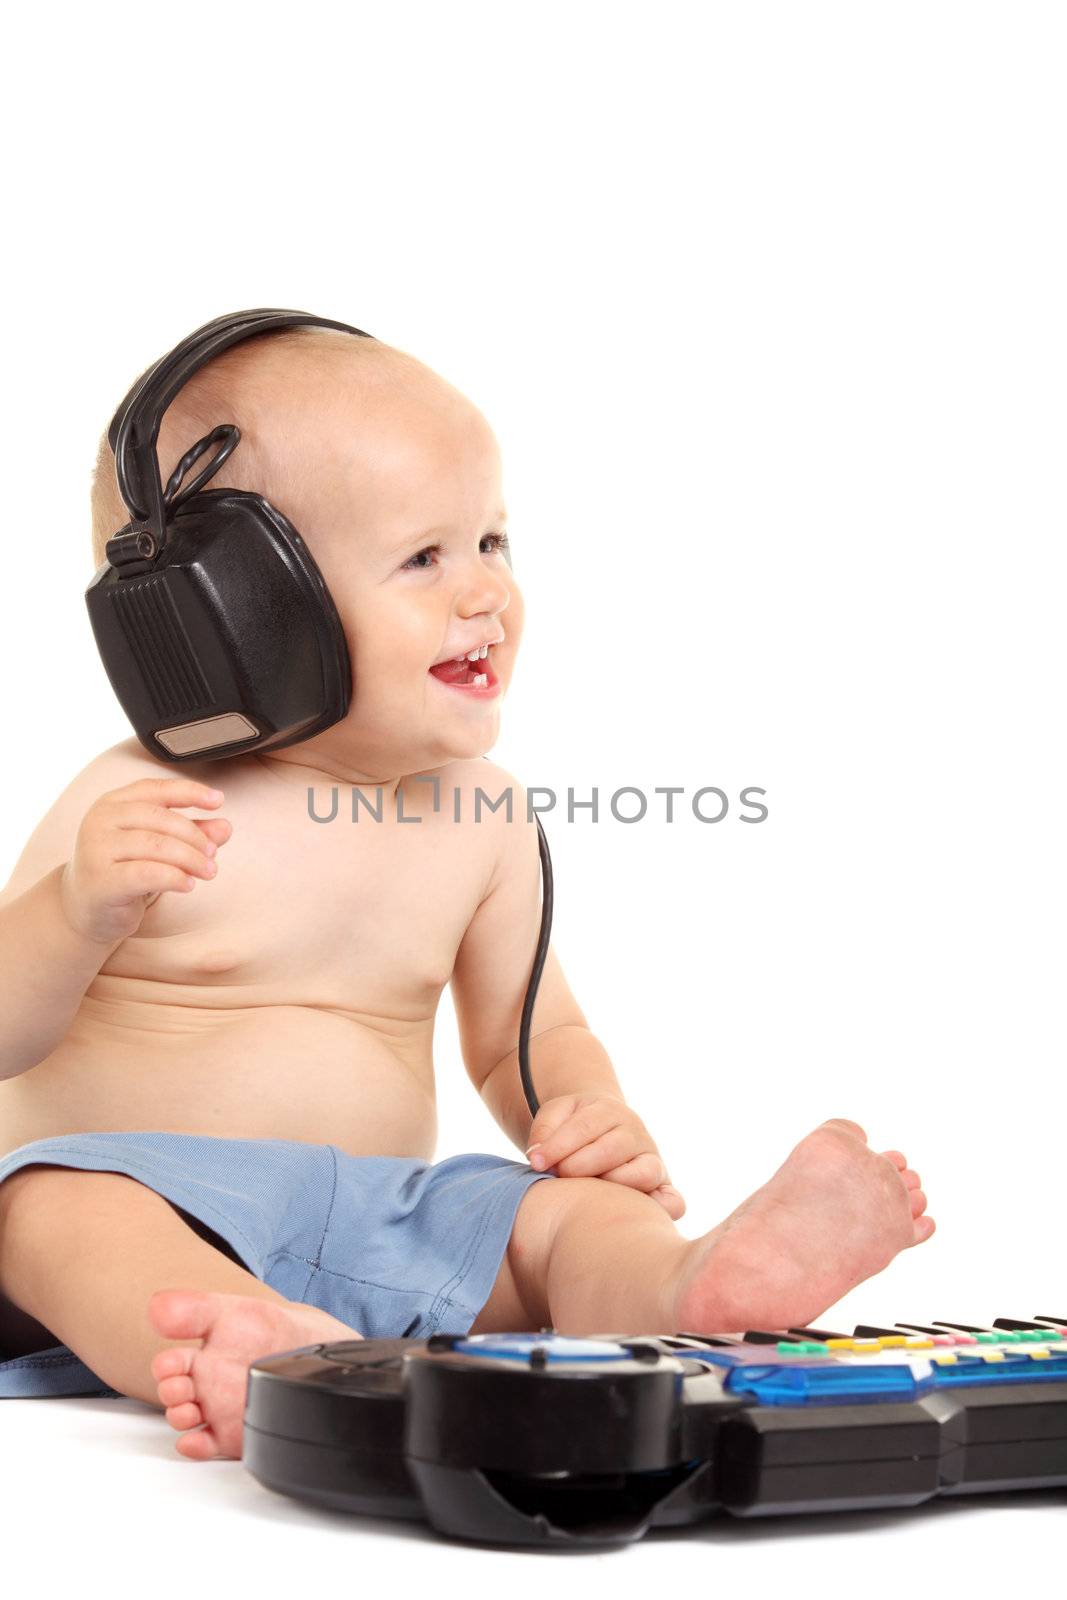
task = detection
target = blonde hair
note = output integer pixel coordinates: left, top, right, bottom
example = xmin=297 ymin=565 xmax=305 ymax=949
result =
xmin=89 ymin=325 xmax=432 ymax=569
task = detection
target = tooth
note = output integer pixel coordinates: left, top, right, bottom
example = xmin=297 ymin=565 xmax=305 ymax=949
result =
xmin=479 ymin=644 xmax=488 ymax=658
xmin=471 ymin=673 xmax=488 ymax=687
xmin=467 ymin=649 xmax=480 ymax=662
xmin=454 ymin=656 xmax=467 ymax=663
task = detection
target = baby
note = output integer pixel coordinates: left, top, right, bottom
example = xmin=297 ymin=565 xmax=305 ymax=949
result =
xmin=0 ymin=324 xmax=934 ymax=1460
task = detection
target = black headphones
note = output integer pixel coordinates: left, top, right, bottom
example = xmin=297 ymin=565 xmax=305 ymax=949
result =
xmin=87 ymin=308 xmax=550 ymax=1115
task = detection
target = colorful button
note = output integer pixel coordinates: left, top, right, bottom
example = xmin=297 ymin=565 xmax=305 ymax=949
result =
xmin=877 ymin=1336 xmax=906 ymax=1348
xmin=981 ymin=1350 xmax=1006 ymax=1362
xmin=825 ymin=1338 xmax=854 ymax=1350
xmin=901 ymin=1338 xmax=934 ymax=1350
xmin=1030 ymin=1349 xmax=1052 ymax=1361
xmin=933 ymin=1354 xmax=958 ymax=1365
xmin=776 ymin=1341 xmax=829 ymax=1354
xmin=852 ymin=1340 xmax=881 ymax=1353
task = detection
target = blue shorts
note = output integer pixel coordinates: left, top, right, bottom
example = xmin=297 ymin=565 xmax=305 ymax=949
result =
xmin=0 ymin=1132 xmax=553 ymax=1400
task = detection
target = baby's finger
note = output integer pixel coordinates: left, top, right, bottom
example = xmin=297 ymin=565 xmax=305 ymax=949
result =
xmin=114 ymin=805 xmax=221 ymax=858
xmin=552 ymin=1127 xmax=643 ymax=1179
xmin=112 ymin=778 xmax=224 ymax=810
xmin=526 ymin=1096 xmax=577 ymax=1144
xmin=597 ymin=1152 xmax=669 ymax=1194
xmin=647 ymin=1185 xmax=687 ymax=1221
xmin=528 ymin=1101 xmax=622 ymax=1171
xmin=111 ymin=829 xmax=218 ymax=880
xmin=110 ymin=860 xmax=197 ymax=900
xmin=194 ymin=816 xmax=232 ymax=849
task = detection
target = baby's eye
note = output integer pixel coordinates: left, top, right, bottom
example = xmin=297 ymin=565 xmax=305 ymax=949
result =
xmin=402 ymin=544 xmax=441 ymax=571
xmin=401 ymin=532 xmax=510 ymax=571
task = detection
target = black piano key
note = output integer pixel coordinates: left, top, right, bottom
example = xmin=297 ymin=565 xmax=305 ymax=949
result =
xmin=742 ymin=1330 xmax=791 ymax=1344
xmin=1036 ymin=1314 xmax=1067 ymax=1326
xmin=932 ymin=1321 xmax=997 ymax=1334
xmin=786 ymin=1326 xmax=848 ymax=1341
xmin=666 ymin=1332 xmax=745 ymax=1348
xmin=854 ymin=1324 xmax=913 ymax=1339
xmin=993 ymin=1317 xmax=1049 ymax=1331
xmin=896 ymin=1322 xmax=947 ymax=1337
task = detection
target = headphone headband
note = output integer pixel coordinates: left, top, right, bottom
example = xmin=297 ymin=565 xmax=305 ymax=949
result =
xmin=107 ymin=308 xmax=372 ymax=537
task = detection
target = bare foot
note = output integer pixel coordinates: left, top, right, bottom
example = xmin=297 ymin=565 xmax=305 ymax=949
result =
xmin=672 ymin=1119 xmax=934 ymax=1333
xmin=148 ymin=1289 xmax=361 ymax=1460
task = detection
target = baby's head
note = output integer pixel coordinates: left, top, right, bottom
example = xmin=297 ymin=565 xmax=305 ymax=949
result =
xmin=90 ymin=327 xmax=522 ymax=787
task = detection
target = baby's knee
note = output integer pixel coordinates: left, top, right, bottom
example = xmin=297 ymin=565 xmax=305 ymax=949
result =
xmin=519 ymin=1173 xmax=662 ymax=1252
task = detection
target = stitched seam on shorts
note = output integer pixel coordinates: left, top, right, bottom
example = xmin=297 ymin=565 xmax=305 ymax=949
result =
xmin=270 ymin=1250 xmax=464 ymax=1309
xmin=0 ymin=1352 xmax=88 ymax=1370
xmin=0 ymin=1143 xmax=264 ymax=1269
xmin=426 ymin=1194 xmax=496 ymax=1331
xmin=291 ymin=1144 xmax=341 ymax=1300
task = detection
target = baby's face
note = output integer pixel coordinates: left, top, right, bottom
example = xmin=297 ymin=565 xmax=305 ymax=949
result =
xmin=292 ymin=366 xmax=523 ymax=782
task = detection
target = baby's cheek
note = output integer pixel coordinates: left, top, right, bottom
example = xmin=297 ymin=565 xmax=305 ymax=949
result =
xmin=502 ymin=578 xmax=525 ymax=641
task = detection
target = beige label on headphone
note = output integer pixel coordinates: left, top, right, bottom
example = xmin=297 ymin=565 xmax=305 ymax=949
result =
xmin=155 ymin=713 xmax=260 ymax=755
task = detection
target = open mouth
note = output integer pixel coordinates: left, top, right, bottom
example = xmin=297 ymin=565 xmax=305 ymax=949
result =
xmin=427 ymin=648 xmax=500 ymax=694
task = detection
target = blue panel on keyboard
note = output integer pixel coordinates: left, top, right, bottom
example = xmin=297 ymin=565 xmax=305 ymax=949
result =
xmin=676 ymin=1345 xmax=1067 ymax=1405
xmin=724 ymin=1361 xmax=927 ymax=1405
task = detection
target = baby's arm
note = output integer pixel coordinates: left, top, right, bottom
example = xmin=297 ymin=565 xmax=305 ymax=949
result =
xmin=0 ymin=746 xmax=227 ymax=1080
xmin=450 ymin=772 xmax=683 ymax=1217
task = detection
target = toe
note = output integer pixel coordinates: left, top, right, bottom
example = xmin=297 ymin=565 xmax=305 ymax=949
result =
xmin=912 ymin=1213 xmax=936 ymax=1245
xmin=151 ymin=1346 xmax=195 ymax=1383
xmin=881 ymin=1149 xmax=907 ymax=1170
xmin=901 ymin=1167 xmax=921 ymax=1191
xmin=165 ymin=1401 xmax=203 ymax=1432
xmin=148 ymin=1288 xmax=221 ymax=1342
xmin=157 ymin=1373 xmax=196 ymax=1407
xmin=175 ymin=1425 xmax=220 ymax=1461
xmin=910 ymin=1188 xmax=928 ymax=1218
xmin=821 ymin=1118 xmax=867 ymax=1143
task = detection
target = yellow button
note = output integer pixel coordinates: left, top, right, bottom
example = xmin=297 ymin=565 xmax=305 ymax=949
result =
xmin=933 ymin=1354 xmax=958 ymax=1365
xmin=1030 ymin=1349 xmax=1051 ymax=1360
xmin=982 ymin=1351 xmax=1006 ymax=1362
xmin=825 ymin=1339 xmax=854 ymax=1350
xmin=852 ymin=1341 xmax=881 ymax=1354
xmin=903 ymin=1338 xmax=934 ymax=1350
xmin=878 ymin=1336 xmax=907 ymax=1348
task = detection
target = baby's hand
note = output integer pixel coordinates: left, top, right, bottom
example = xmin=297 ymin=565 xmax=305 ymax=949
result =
xmin=59 ymin=778 xmax=231 ymax=945
xmin=526 ymin=1093 xmax=686 ymax=1220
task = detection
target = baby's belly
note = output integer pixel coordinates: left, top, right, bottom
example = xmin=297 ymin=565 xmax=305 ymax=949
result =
xmin=0 ymin=996 xmax=438 ymax=1162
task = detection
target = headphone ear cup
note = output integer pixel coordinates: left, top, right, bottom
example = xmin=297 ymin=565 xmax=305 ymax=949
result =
xmin=86 ymin=488 xmax=351 ymax=761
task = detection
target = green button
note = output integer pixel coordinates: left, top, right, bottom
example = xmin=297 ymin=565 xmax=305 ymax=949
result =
xmin=1017 ymin=1330 xmax=1045 ymax=1342
xmin=776 ymin=1340 xmax=829 ymax=1354
xmin=994 ymin=1330 xmax=1018 ymax=1342
xmin=975 ymin=1332 xmax=998 ymax=1343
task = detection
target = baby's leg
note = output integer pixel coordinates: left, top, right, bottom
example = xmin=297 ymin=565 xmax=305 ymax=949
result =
xmin=474 ymin=1119 xmax=933 ymax=1336
xmin=0 ymin=1165 xmax=297 ymax=1404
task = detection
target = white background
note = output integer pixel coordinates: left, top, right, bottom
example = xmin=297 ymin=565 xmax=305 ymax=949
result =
xmin=1 ymin=0 xmax=1063 ymax=1582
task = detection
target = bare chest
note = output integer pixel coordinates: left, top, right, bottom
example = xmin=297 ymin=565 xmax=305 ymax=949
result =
xmin=98 ymin=779 xmax=495 ymax=1014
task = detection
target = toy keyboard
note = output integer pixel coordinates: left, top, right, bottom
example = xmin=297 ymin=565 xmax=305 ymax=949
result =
xmin=241 ymin=1313 xmax=1067 ymax=1547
